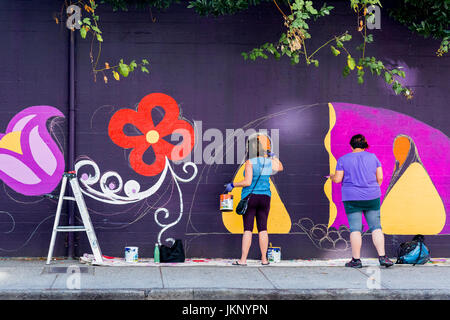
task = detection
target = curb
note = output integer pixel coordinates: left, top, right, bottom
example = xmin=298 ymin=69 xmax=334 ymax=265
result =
xmin=1 ymin=288 xmax=450 ymax=300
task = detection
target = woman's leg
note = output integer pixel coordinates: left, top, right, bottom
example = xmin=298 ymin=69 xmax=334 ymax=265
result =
xmin=371 ymin=229 xmax=385 ymax=256
xmin=239 ymin=197 xmax=257 ymax=264
xmin=350 ymin=231 xmax=362 ymax=259
xmin=346 ymin=211 xmax=363 ymax=259
xmin=239 ymin=231 xmax=252 ymax=264
xmin=255 ymin=195 xmax=271 ymax=263
xmin=364 ymin=209 xmax=385 ymax=256
xmin=258 ymin=231 xmax=269 ymax=264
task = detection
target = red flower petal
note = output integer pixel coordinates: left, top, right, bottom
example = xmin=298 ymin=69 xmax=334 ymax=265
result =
xmin=138 ymin=93 xmax=180 ymax=138
xmin=129 ymin=143 xmax=166 ymax=177
xmin=168 ymin=120 xmax=195 ymax=161
xmin=108 ymin=109 xmax=149 ymax=148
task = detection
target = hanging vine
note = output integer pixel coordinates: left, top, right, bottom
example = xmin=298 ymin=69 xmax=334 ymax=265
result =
xmin=56 ymin=0 xmax=150 ymax=83
xmin=242 ymin=0 xmax=413 ymax=99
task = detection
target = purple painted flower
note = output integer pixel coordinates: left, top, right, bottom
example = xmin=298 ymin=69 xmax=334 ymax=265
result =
xmin=0 ymin=106 xmax=65 ymax=196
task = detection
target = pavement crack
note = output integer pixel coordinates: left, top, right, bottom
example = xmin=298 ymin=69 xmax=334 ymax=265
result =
xmin=355 ymin=267 xmax=391 ymax=290
xmin=258 ymin=267 xmax=279 ymax=289
xmin=49 ymin=274 xmax=59 ymax=290
xmin=159 ymin=266 xmax=165 ymax=288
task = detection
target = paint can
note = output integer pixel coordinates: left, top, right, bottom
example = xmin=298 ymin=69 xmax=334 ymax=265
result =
xmin=220 ymin=193 xmax=233 ymax=212
xmin=125 ymin=246 xmax=138 ymax=263
xmin=267 ymin=243 xmax=281 ymax=263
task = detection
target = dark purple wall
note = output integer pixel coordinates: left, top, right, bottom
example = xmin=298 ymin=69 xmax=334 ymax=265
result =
xmin=0 ymin=0 xmax=449 ymax=259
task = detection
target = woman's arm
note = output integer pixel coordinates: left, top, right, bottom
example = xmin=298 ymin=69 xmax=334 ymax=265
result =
xmin=330 ymin=170 xmax=344 ymax=183
xmin=272 ymin=156 xmax=284 ymax=173
xmin=376 ymin=167 xmax=383 ymax=186
xmin=233 ymin=160 xmax=253 ymax=187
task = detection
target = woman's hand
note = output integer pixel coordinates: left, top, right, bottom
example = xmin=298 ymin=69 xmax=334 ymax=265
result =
xmin=330 ymin=171 xmax=344 ymax=183
xmin=225 ymin=183 xmax=234 ymax=193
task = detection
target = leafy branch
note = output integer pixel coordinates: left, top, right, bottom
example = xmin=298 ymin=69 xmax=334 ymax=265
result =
xmin=389 ymin=0 xmax=449 ymax=56
xmin=242 ymin=0 xmax=413 ymax=99
xmin=56 ymin=0 xmax=150 ymax=83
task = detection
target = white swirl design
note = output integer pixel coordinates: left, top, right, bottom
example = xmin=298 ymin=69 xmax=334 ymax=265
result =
xmin=75 ymin=157 xmax=198 ymax=245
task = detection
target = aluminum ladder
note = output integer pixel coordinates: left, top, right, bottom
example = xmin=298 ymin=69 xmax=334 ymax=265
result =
xmin=46 ymin=171 xmax=103 ymax=265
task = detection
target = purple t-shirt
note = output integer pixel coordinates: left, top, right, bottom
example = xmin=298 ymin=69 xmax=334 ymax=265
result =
xmin=335 ymin=151 xmax=381 ymax=201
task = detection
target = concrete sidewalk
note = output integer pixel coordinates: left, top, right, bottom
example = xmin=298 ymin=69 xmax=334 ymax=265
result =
xmin=1 ymin=258 xmax=450 ymax=299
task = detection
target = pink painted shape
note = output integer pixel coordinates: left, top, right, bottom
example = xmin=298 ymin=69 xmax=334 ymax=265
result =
xmin=0 ymin=106 xmax=65 ymax=196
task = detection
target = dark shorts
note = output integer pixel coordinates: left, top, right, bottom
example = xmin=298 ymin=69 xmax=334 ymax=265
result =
xmin=243 ymin=194 xmax=271 ymax=232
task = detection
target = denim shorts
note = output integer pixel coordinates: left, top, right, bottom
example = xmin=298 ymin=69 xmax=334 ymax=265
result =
xmin=346 ymin=209 xmax=382 ymax=233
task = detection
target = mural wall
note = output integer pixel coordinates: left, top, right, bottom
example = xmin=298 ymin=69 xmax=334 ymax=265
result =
xmin=0 ymin=1 xmax=448 ymax=259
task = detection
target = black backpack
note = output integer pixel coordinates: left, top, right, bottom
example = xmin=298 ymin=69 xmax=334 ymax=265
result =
xmin=396 ymin=234 xmax=430 ymax=265
xmin=160 ymin=239 xmax=185 ymax=263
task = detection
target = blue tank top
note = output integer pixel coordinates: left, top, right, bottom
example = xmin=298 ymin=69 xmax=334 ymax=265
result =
xmin=241 ymin=157 xmax=272 ymax=199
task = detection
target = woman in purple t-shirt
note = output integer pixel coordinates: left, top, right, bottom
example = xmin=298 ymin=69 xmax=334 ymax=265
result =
xmin=330 ymin=134 xmax=394 ymax=268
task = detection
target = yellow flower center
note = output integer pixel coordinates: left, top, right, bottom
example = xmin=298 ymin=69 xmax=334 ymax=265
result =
xmin=146 ymin=130 xmax=159 ymax=144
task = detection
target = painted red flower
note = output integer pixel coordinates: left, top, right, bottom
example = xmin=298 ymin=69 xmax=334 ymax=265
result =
xmin=108 ymin=93 xmax=195 ymax=176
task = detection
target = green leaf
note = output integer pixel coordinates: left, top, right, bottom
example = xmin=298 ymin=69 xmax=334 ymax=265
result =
xmin=330 ymin=45 xmax=341 ymax=56
xmin=347 ymin=55 xmax=356 ymax=70
xmin=113 ymin=70 xmax=120 ymax=81
xmin=141 ymin=66 xmax=149 ymax=74
xmin=82 ymin=18 xmax=91 ymax=25
xmin=80 ymin=27 xmax=87 ymax=39
xmin=91 ymin=25 xmax=101 ymax=34
xmin=365 ymin=34 xmax=374 ymax=43
xmin=96 ymin=34 xmax=103 ymax=42
xmin=342 ymin=65 xmax=351 ymax=77
xmin=384 ymin=72 xmax=392 ymax=84
xmin=142 ymin=59 xmax=149 ymax=65
xmin=358 ymin=76 xmax=364 ymax=84
xmin=129 ymin=60 xmax=137 ymax=71
xmin=392 ymin=81 xmax=403 ymax=95
xmin=118 ymin=63 xmax=129 ymax=77
xmin=340 ymin=33 xmax=352 ymax=42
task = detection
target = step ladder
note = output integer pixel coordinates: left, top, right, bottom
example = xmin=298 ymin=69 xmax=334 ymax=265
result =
xmin=46 ymin=171 xmax=103 ymax=265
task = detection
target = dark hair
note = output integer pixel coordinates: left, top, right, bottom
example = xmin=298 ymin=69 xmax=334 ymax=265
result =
xmin=245 ymin=135 xmax=266 ymax=160
xmin=350 ymin=134 xmax=369 ymax=149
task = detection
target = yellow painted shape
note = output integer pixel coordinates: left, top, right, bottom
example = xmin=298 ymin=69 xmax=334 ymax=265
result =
xmin=0 ymin=131 xmax=23 ymax=155
xmin=324 ymin=103 xmax=337 ymax=228
xmin=221 ymin=164 xmax=292 ymax=234
xmin=381 ymin=162 xmax=446 ymax=235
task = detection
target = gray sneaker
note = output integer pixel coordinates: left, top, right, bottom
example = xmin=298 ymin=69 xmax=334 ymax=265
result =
xmin=345 ymin=258 xmax=362 ymax=268
xmin=379 ymin=256 xmax=394 ymax=268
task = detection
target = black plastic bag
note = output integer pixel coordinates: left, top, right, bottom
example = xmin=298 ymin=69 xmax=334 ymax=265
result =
xmin=160 ymin=239 xmax=185 ymax=263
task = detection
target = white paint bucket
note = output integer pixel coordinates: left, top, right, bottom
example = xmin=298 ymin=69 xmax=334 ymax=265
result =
xmin=267 ymin=244 xmax=281 ymax=263
xmin=220 ymin=194 xmax=233 ymax=212
xmin=125 ymin=246 xmax=138 ymax=263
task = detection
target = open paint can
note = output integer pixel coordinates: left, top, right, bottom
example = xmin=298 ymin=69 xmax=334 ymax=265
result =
xmin=220 ymin=194 xmax=233 ymax=212
xmin=125 ymin=246 xmax=138 ymax=263
xmin=267 ymin=243 xmax=281 ymax=263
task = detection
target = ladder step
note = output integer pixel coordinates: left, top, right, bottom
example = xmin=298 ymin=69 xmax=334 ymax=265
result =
xmin=62 ymin=196 xmax=76 ymax=201
xmin=56 ymin=226 xmax=87 ymax=232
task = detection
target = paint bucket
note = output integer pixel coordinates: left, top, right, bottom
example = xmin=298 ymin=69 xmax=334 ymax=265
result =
xmin=125 ymin=246 xmax=138 ymax=263
xmin=220 ymin=193 xmax=233 ymax=212
xmin=267 ymin=243 xmax=281 ymax=263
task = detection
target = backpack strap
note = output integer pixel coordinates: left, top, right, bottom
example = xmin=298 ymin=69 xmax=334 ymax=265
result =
xmin=248 ymin=157 xmax=267 ymax=197
xmin=413 ymin=241 xmax=423 ymax=266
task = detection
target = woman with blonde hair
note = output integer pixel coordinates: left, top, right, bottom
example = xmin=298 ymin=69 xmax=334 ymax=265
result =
xmin=225 ymin=133 xmax=283 ymax=266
